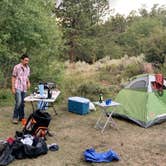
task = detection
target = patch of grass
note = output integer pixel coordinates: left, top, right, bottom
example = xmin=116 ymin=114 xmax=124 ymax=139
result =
xmin=0 ymin=89 xmax=14 ymax=106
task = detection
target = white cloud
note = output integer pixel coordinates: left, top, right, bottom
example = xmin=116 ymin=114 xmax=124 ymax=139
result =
xmin=109 ymin=0 xmax=166 ymax=16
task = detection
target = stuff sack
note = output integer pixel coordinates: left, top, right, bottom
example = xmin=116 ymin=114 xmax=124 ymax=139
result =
xmin=0 ymin=143 xmax=14 ymax=166
xmin=12 ymin=138 xmax=48 ymax=159
xmin=23 ymin=110 xmax=51 ymax=138
xmin=84 ymin=148 xmax=120 ymax=163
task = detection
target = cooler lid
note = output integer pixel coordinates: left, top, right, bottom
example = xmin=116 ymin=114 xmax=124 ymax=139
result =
xmin=68 ymin=96 xmax=90 ymax=103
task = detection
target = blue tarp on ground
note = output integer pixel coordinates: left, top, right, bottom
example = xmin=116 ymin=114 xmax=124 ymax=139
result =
xmin=84 ymin=148 xmax=120 ymax=163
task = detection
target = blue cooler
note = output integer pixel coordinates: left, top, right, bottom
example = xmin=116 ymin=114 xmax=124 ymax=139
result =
xmin=68 ymin=97 xmax=90 ymax=115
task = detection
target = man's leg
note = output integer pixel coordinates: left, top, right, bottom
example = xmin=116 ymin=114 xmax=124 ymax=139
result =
xmin=13 ymin=90 xmax=22 ymax=123
xmin=18 ymin=91 xmax=26 ymax=121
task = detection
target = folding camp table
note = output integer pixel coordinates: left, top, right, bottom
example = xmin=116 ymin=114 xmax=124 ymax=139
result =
xmin=94 ymin=101 xmax=120 ymax=133
xmin=24 ymin=90 xmax=60 ymax=115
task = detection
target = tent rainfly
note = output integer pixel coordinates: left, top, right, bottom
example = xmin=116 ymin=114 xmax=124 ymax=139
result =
xmin=115 ymin=74 xmax=166 ymax=128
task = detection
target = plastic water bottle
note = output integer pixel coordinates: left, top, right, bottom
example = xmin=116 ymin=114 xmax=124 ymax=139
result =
xmin=99 ymin=93 xmax=103 ymax=103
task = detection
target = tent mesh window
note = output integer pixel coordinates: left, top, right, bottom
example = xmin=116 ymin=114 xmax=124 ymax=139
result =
xmin=130 ymin=80 xmax=146 ymax=89
xmin=126 ymin=76 xmax=148 ymax=90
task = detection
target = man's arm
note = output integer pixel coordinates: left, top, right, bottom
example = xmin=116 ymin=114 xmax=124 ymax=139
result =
xmin=11 ymin=76 xmax=16 ymax=94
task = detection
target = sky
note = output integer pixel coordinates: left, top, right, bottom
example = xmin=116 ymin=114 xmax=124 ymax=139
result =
xmin=109 ymin=0 xmax=166 ymax=16
xmin=56 ymin=0 xmax=166 ymax=17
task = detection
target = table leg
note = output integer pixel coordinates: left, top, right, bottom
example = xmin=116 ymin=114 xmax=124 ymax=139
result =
xmin=95 ymin=110 xmax=105 ymax=129
xmin=31 ymin=101 xmax=35 ymax=112
xmin=101 ymin=111 xmax=114 ymax=133
xmin=109 ymin=115 xmax=118 ymax=129
xmin=51 ymin=103 xmax=58 ymax=115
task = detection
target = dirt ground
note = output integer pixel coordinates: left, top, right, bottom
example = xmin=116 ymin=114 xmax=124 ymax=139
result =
xmin=0 ymin=104 xmax=166 ymax=166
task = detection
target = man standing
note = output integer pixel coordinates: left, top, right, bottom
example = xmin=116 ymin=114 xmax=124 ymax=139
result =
xmin=11 ymin=54 xmax=30 ymax=124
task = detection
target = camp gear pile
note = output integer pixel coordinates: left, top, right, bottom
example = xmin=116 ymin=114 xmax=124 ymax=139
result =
xmin=0 ymin=110 xmax=56 ymax=166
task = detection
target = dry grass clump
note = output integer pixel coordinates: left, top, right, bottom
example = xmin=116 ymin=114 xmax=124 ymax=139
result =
xmin=64 ymin=54 xmax=145 ymax=74
xmin=64 ymin=61 xmax=93 ymax=74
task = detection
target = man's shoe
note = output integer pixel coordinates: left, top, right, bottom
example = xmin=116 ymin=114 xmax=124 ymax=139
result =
xmin=19 ymin=118 xmax=23 ymax=121
xmin=12 ymin=119 xmax=18 ymax=124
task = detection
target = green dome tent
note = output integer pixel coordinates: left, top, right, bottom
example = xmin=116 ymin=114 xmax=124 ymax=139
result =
xmin=115 ymin=74 xmax=166 ymax=128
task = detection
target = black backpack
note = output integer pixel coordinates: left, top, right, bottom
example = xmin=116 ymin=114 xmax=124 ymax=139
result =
xmin=23 ymin=110 xmax=51 ymax=138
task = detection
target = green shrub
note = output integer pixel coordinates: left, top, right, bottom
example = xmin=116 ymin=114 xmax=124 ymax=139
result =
xmin=74 ymin=81 xmax=110 ymax=101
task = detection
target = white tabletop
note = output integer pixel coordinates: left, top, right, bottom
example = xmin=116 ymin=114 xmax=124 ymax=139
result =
xmin=93 ymin=101 xmax=120 ymax=108
xmin=24 ymin=90 xmax=60 ymax=103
